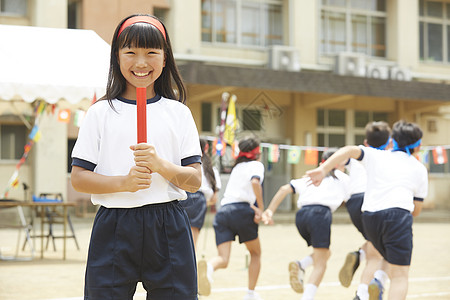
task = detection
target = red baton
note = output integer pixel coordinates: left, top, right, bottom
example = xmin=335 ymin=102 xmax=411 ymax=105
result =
xmin=136 ymin=87 xmax=147 ymax=143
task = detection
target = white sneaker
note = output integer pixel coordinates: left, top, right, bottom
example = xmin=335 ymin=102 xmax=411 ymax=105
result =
xmin=197 ymin=259 xmax=211 ymax=296
xmin=243 ymin=291 xmax=263 ymax=300
xmin=289 ymin=261 xmax=305 ymax=293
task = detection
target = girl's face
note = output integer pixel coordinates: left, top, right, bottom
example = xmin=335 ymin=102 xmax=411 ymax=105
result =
xmin=118 ymin=46 xmax=165 ymax=99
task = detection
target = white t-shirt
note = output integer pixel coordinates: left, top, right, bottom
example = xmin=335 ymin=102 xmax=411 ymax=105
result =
xmin=221 ymin=160 xmax=265 ymax=206
xmin=346 ymin=158 xmax=367 ymax=196
xmin=71 ymin=96 xmax=202 ymax=208
xmin=290 ymin=170 xmax=350 ymax=212
xmin=199 ymin=166 xmax=222 ymax=201
xmin=359 ymin=146 xmax=428 ymax=213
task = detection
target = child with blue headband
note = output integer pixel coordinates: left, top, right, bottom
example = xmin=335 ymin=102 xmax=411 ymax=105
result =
xmin=339 ymin=121 xmax=390 ymax=300
xmin=305 ymin=120 xmax=428 ymax=300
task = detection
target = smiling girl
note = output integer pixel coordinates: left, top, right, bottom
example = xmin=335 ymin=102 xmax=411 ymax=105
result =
xmin=71 ymin=14 xmax=202 ymax=300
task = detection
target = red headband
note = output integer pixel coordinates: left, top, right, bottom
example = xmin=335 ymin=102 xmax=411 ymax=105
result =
xmin=238 ymin=146 xmax=260 ymax=160
xmin=118 ymin=16 xmax=166 ymax=40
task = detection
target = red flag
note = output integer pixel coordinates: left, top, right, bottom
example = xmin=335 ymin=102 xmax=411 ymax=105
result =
xmin=136 ymin=87 xmax=147 ymax=143
xmin=91 ymin=92 xmax=97 ymax=105
xmin=304 ymin=149 xmax=318 ymax=165
xmin=432 ymin=146 xmax=448 ymax=164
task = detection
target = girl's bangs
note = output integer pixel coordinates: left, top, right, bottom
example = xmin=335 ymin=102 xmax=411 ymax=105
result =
xmin=118 ymin=23 xmax=165 ymax=49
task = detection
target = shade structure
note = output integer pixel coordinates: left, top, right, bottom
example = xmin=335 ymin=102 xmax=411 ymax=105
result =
xmin=0 ymin=24 xmax=110 ymax=104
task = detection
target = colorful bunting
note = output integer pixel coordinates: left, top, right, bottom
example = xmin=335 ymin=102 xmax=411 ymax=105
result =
xmin=58 ymin=109 xmax=71 ymax=123
xmin=74 ymin=109 xmax=86 ymax=127
xmin=414 ymin=150 xmax=429 ymax=164
xmin=268 ymin=144 xmax=280 ymax=163
xmin=287 ymin=147 xmax=301 ymax=164
xmin=304 ymin=149 xmax=319 ymax=165
xmin=432 ymin=146 xmax=448 ymax=165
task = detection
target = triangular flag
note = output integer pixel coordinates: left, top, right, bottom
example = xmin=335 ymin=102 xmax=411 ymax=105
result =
xmin=58 ymin=109 xmax=71 ymax=123
xmin=268 ymin=144 xmax=280 ymax=163
xmin=304 ymin=149 xmax=319 ymax=165
xmin=432 ymin=146 xmax=448 ymax=165
xmin=287 ymin=147 xmax=301 ymax=164
xmin=223 ymin=95 xmax=237 ymax=144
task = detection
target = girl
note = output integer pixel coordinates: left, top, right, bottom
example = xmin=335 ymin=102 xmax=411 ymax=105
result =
xmin=197 ymin=137 xmax=264 ymax=300
xmin=180 ymin=139 xmax=221 ymax=249
xmin=306 ymin=120 xmax=428 ymax=300
xmin=262 ymin=149 xmax=350 ymax=300
xmin=71 ymin=14 xmax=202 ymax=300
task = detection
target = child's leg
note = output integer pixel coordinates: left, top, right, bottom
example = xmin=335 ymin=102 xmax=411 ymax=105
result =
xmin=244 ymin=237 xmax=261 ymax=291
xmin=190 ymin=226 xmax=200 ymax=250
xmin=361 ymin=241 xmax=382 ymax=284
xmin=387 ymin=264 xmax=409 ymax=300
xmin=210 ymin=241 xmax=232 ymax=270
xmin=308 ymin=247 xmax=330 ymax=286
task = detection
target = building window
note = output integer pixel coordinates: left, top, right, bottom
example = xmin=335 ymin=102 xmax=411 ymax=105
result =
xmin=317 ymin=109 xmax=390 ymax=147
xmin=0 ymin=124 xmax=27 ymax=160
xmin=321 ymin=0 xmax=387 ymax=57
xmin=201 ymin=0 xmax=283 ymax=47
xmin=0 ymin=0 xmax=27 ymax=16
xmin=419 ymin=0 xmax=450 ymax=63
xmin=317 ymin=109 xmax=346 ymax=147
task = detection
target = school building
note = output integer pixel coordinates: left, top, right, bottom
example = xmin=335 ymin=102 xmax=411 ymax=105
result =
xmin=1 ymin=0 xmax=449 ymax=211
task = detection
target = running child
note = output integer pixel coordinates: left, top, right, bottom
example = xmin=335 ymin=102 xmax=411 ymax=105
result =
xmin=71 ymin=14 xmax=202 ymax=300
xmin=306 ymin=120 xmax=428 ymax=300
xmin=197 ymin=137 xmax=264 ymax=300
xmin=262 ymin=149 xmax=351 ymax=300
xmin=180 ymin=139 xmax=221 ymax=249
xmin=339 ymin=121 xmax=390 ymax=300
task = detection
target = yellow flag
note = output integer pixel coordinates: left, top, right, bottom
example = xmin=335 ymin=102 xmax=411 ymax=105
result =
xmin=223 ymin=95 xmax=237 ymax=144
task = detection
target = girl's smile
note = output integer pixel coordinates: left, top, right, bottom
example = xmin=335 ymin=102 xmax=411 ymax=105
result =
xmin=119 ymin=46 xmax=165 ymax=99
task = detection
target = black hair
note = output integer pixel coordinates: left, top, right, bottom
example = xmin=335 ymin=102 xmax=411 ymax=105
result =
xmin=100 ymin=14 xmax=186 ymax=106
xmin=233 ymin=137 xmax=260 ymax=168
xmin=391 ymin=120 xmax=423 ymax=155
xmin=322 ymin=148 xmax=339 ymax=179
xmin=365 ymin=121 xmax=391 ymax=148
xmin=200 ymin=139 xmax=217 ymax=192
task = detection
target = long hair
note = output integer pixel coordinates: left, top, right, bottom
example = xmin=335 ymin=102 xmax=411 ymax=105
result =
xmin=233 ymin=137 xmax=260 ymax=168
xmin=200 ymin=139 xmax=217 ymax=192
xmin=100 ymin=14 xmax=186 ymax=106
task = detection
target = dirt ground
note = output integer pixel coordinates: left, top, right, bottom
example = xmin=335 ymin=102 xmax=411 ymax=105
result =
xmin=1 ymin=212 xmax=450 ymax=300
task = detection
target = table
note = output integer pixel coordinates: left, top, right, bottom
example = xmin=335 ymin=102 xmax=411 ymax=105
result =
xmin=0 ymin=201 xmax=76 ymax=260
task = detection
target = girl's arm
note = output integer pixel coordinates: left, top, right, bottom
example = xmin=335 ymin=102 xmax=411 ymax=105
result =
xmin=131 ymin=143 xmax=202 ymax=193
xmin=251 ymin=177 xmax=264 ymax=224
xmin=71 ymin=165 xmax=152 ymax=194
xmin=306 ymin=146 xmax=362 ymax=186
xmin=412 ymin=200 xmax=423 ymax=217
xmin=262 ymin=184 xmax=293 ymax=224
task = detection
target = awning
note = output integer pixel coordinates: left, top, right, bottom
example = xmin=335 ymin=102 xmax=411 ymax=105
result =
xmin=0 ymin=24 xmax=110 ymax=104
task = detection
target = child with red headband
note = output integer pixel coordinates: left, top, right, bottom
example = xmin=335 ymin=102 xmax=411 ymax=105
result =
xmin=262 ymin=149 xmax=350 ymax=300
xmin=71 ymin=14 xmax=202 ymax=300
xmin=305 ymin=120 xmax=428 ymax=300
xmin=197 ymin=137 xmax=265 ymax=300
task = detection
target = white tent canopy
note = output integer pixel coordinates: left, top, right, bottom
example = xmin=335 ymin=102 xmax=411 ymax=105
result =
xmin=0 ymin=24 xmax=110 ymax=104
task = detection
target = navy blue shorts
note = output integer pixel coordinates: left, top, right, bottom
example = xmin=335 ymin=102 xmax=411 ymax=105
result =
xmin=213 ymin=202 xmax=258 ymax=245
xmin=295 ymin=205 xmax=332 ymax=248
xmin=345 ymin=193 xmax=368 ymax=239
xmin=179 ymin=191 xmax=207 ymax=229
xmin=84 ymin=201 xmax=197 ymax=300
xmin=362 ymin=208 xmax=413 ymax=266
